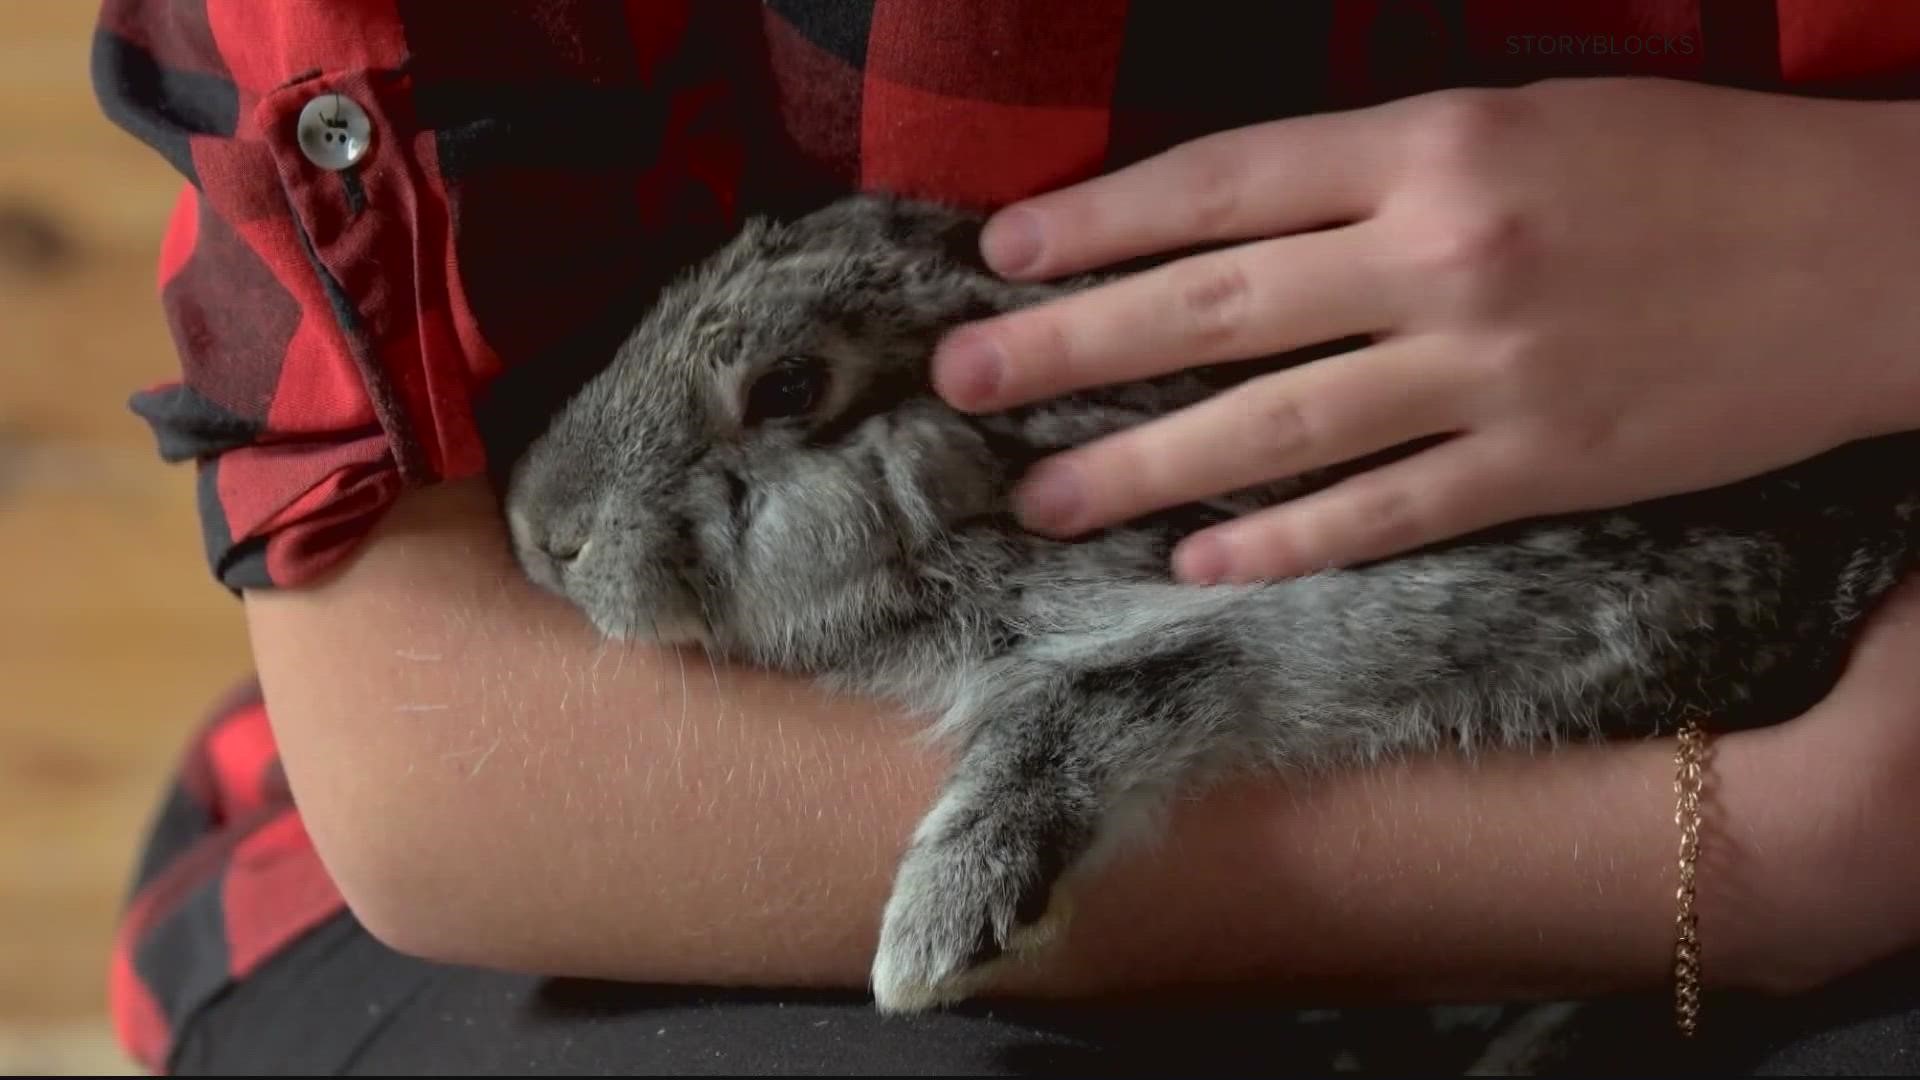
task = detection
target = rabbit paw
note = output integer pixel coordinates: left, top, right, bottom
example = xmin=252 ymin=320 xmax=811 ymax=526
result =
xmin=870 ymin=828 xmax=1072 ymax=1014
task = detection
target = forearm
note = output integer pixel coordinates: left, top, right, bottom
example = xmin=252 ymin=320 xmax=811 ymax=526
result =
xmin=249 ymin=478 xmax=943 ymax=989
xmin=1848 ymin=95 xmax=1920 ymax=441
xmin=248 ymin=477 xmax=1827 ymax=1002
xmin=1034 ymin=728 xmax=1814 ymax=1006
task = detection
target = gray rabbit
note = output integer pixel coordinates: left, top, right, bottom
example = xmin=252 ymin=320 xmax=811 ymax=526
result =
xmin=502 ymin=192 xmax=1920 ymax=1014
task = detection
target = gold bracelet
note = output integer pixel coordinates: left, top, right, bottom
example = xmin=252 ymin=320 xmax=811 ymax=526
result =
xmin=1672 ymin=710 xmax=1709 ymax=1038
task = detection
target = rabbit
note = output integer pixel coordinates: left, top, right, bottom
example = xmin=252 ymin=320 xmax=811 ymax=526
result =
xmin=500 ymin=191 xmax=1920 ymax=1015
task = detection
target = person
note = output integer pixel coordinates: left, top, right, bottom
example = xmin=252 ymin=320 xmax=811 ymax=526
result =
xmin=90 ymin=1 xmax=1920 ymax=1074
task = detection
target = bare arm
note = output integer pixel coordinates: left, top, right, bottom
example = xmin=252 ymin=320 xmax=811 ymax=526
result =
xmin=247 ymin=476 xmax=1914 ymax=1004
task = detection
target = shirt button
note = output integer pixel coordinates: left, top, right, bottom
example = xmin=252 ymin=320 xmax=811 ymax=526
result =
xmin=296 ymin=93 xmax=373 ymax=171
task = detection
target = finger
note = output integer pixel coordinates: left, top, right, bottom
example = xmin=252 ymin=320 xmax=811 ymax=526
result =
xmin=935 ymin=219 xmax=1399 ymax=412
xmin=1012 ymin=335 xmax=1468 ymax=538
xmin=1170 ymin=432 xmax=1543 ymax=584
xmin=980 ymin=103 xmax=1404 ymax=281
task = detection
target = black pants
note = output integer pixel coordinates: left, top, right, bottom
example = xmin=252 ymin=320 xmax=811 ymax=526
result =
xmin=168 ymin=910 xmax=1920 ymax=1076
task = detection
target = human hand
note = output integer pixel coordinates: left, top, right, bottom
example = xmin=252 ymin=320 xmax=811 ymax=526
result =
xmin=931 ymin=78 xmax=1920 ymax=583
xmin=1713 ymin=569 xmax=1920 ymax=994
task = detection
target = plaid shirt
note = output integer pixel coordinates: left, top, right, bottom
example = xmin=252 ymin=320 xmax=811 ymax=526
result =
xmin=91 ymin=0 xmax=1920 ymax=1071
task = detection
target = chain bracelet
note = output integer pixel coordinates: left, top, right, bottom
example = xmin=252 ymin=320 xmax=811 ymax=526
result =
xmin=1673 ymin=711 xmax=1708 ymax=1038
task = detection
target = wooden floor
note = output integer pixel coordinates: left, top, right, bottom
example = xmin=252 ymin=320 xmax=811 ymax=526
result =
xmin=1 ymin=5 xmax=255 ymax=1073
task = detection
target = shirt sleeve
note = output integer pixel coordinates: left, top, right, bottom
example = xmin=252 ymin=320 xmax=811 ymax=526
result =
xmin=89 ymin=0 xmax=754 ymax=592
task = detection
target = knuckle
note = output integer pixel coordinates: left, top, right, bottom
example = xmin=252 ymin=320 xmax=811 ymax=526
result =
xmin=1170 ymin=257 xmax=1255 ymax=352
xmin=1428 ymin=205 xmax=1536 ymax=281
xmin=1006 ymin=311 xmax=1081 ymax=391
xmin=1413 ymin=87 xmax=1535 ymax=173
xmin=1127 ymin=437 xmax=1189 ymax=510
xmin=1172 ymin=138 xmax=1248 ymax=237
xmin=1071 ymin=434 xmax=1136 ymax=496
xmin=1245 ymin=384 xmax=1316 ymax=463
xmin=1407 ymin=203 xmax=1538 ymax=315
xmin=1474 ymin=329 xmax=1551 ymax=388
xmin=1066 ymin=441 xmax=1174 ymax=531
xmin=1345 ymin=483 xmax=1427 ymax=554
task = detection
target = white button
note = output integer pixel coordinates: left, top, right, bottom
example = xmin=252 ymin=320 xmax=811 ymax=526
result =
xmin=296 ymin=93 xmax=373 ymax=171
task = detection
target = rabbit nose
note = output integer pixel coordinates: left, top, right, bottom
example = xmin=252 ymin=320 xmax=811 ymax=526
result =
xmin=507 ymin=503 xmax=593 ymax=569
xmin=540 ymin=532 xmax=590 ymax=565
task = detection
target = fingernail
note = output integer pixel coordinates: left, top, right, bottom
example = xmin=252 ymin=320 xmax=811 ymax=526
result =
xmin=1015 ymin=461 xmax=1084 ymax=534
xmin=982 ymin=209 xmax=1042 ymax=276
xmin=1174 ymin=534 xmax=1232 ymax=585
xmin=934 ymin=328 xmax=1005 ymax=407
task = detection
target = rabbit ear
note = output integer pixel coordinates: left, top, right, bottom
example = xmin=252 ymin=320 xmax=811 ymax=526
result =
xmin=786 ymin=194 xmax=989 ymax=272
xmin=877 ymin=198 xmax=989 ymax=272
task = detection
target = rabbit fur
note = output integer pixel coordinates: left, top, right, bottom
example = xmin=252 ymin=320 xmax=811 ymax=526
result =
xmin=501 ymin=192 xmax=1920 ymax=1014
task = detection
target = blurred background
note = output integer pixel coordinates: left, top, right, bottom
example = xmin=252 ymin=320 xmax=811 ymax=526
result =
xmin=2 ymin=4 xmax=255 ymax=1073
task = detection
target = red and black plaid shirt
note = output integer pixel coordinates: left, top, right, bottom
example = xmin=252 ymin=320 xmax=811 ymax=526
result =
xmin=91 ymin=0 xmax=1920 ymax=1071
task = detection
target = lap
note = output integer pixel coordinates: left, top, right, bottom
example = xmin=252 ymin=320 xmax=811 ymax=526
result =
xmin=166 ymin=910 xmax=1920 ymax=1076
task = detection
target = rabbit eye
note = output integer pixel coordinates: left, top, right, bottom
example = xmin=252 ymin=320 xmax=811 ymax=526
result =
xmin=744 ymin=356 xmax=828 ymax=425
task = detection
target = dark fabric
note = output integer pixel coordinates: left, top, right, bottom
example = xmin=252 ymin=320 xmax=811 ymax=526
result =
xmin=167 ymin=908 xmax=1920 ymax=1076
xmin=107 ymin=682 xmax=345 ymax=1072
